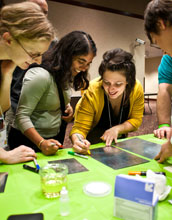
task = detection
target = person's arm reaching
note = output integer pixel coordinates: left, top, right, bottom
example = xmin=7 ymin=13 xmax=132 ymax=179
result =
xmin=0 ymin=146 xmax=36 ymax=164
xmin=24 ymin=127 xmax=60 ymax=156
xmin=154 ymin=83 xmax=172 ymax=139
xmin=101 ymin=121 xmax=135 ymax=146
xmin=154 ymin=140 xmax=172 ymax=163
xmin=71 ymin=133 xmax=90 ymax=154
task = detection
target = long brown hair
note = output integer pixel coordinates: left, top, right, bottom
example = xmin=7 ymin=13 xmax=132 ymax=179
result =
xmin=42 ymin=31 xmax=97 ymax=91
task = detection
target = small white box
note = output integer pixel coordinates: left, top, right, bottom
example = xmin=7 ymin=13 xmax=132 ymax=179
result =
xmin=114 ymin=174 xmax=158 ymax=220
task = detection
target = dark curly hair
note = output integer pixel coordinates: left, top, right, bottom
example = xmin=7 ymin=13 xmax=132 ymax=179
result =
xmin=144 ymin=0 xmax=172 ymax=42
xmin=42 ymin=30 xmax=97 ymax=90
xmin=99 ymin=48 xmax=136 ymax=104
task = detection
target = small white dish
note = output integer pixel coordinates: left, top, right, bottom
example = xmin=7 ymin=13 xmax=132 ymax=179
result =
xmin=83 ymin=181 xmax=112 ymax=197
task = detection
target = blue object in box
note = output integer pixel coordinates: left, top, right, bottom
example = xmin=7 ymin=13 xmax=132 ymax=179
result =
xmin=114 ymin=174 xmax=158 ymax=220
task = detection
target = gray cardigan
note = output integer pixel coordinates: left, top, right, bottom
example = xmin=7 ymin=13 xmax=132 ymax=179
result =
xmin=14 ymin=67 xmax=71 ymax=138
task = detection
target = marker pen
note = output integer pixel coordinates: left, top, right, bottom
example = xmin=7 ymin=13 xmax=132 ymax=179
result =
xmin=23 ymin=164 xmax=39 ymax=173
xmin=68 ymin=151 xmax=88 ymax=159
xmin=128 ymin=171 xmax=166 ymax=176
xmin=87 ymin=150 xmax=91 ymax=155
xmin=51 ymin=142 xmax=63 ymax=149
xmin=76 ymin=134 xmax=91 ymax=155
xmin=33 ymin=158 xmax=40 ymax=170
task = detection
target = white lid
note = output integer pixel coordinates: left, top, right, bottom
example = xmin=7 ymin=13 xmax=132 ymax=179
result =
xmin=60 ymin=186 xmax=68 ymax=195
xmin=83 ymin=181 xmax=111 ymax=197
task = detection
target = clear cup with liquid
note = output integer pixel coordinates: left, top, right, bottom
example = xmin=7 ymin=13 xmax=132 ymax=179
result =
xmin=39 ymin=163 xmax=68 ymax=198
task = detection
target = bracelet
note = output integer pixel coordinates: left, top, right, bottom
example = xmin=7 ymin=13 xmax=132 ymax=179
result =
xmin=37 ymin=139 xmax=45 ymax=149
xmin=158 ymin=124 xmax=170 ymax=129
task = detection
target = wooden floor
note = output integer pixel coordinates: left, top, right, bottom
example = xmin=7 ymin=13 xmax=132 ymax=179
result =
xmin=63 ymin=100 xmax=158 ymax=148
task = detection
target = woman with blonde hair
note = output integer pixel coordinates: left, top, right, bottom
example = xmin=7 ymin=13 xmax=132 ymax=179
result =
xmin=0 ymin=1 xmax=55 ymax=164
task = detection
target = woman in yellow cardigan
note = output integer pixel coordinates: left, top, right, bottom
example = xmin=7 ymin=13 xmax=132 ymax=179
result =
xmin=70 ymin=48 xmax=144 ymax=154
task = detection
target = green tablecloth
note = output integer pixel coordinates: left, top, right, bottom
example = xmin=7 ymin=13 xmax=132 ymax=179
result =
xmin=1 ymin=134 xmax=172 ymax=220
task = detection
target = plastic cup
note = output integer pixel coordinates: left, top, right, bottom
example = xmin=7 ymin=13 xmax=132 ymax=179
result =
xmin=39 ymin=163 xmax=68 ymax=198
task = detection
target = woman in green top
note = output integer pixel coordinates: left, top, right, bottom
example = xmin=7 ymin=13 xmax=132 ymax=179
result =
xmin=8 ymin=31 xmax=97 ymax=156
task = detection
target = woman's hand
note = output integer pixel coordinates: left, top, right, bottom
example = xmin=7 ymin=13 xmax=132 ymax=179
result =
xmin=72 ymin=134 xmax=90 ymax=154
xmin=2 ymin=146 xmax=36 ymax=164
xmin=154 ymin=127 xmax=172 ymax=140
xmin=62 ymin=104 xmax=73 ymax=122
xmin=40 ymin=139 xmax=60 ymax=156
xmin=24 ymin=128 xmax=61 ymax=156
xmin=154 ymin=140 xmax=172 ymax=163
xmin=101 ymin=126 xmax=120 ymax=146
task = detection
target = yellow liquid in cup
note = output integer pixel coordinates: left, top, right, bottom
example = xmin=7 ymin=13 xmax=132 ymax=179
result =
xmin=40 ymin=163 xmax=68 ymax=198
xmin=41 ymin=174 xmax=67 ymax=198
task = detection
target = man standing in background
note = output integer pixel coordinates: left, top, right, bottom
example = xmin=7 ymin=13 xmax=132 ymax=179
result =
xmin=144 ymin=0 xmax=172 ymax=162
xmin=153 ymin=54 xmax=172 ymax=140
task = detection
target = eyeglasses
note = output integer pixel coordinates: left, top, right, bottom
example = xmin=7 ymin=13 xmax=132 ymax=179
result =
xmin=15 ymin=38 xmax=44 ymax=60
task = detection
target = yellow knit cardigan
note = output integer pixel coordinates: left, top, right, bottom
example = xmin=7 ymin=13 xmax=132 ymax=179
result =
xmin=70 ymin=77 xmax=144 ymax=138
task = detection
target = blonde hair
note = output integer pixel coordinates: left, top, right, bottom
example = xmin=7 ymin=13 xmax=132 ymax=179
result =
xmin=0 ymin=2 xmax=54 ymax=41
